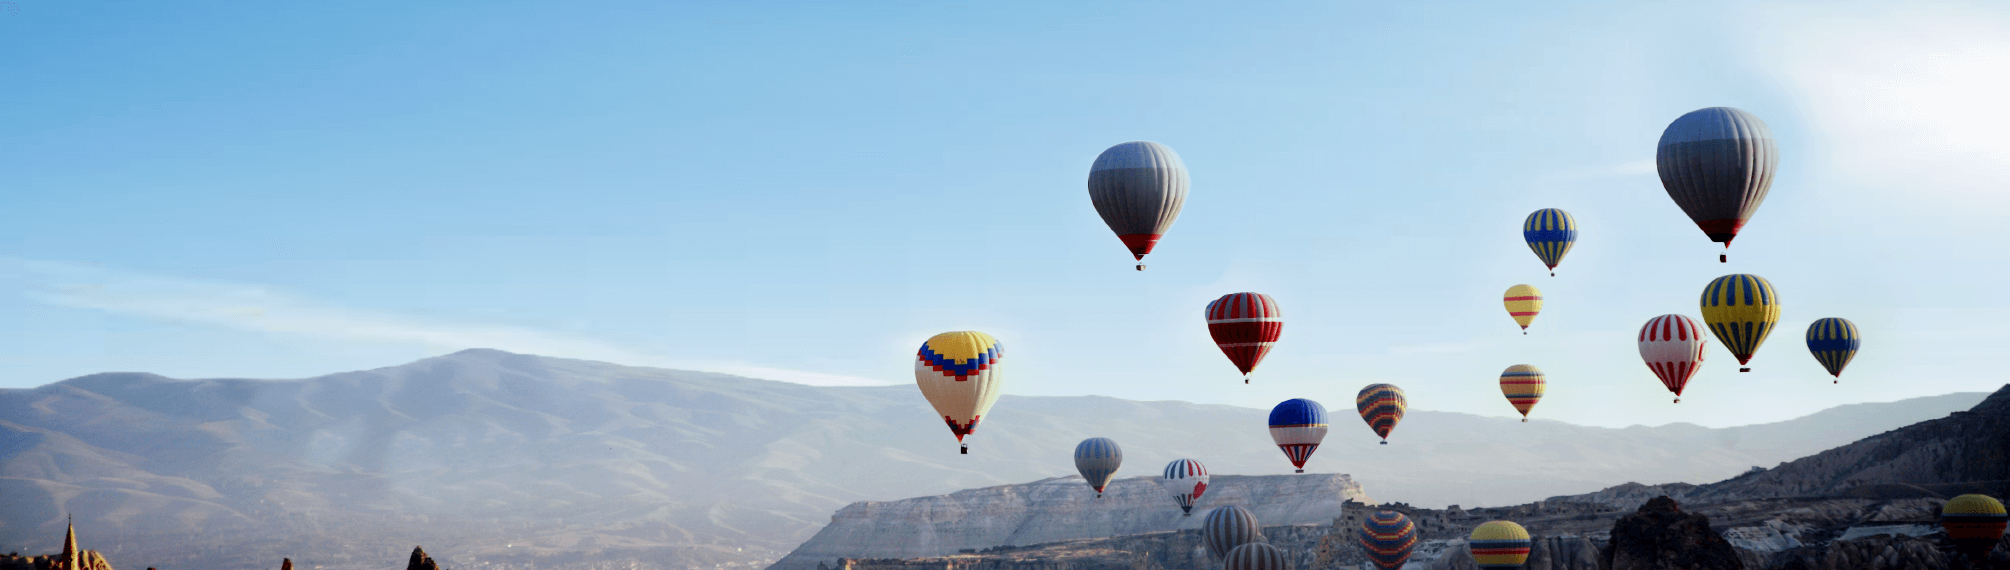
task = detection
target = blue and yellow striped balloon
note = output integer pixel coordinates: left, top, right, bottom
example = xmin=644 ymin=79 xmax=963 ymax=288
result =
xmin=1700 ymin=274 xmax=1780 ymax=372
xmin=1942 ymin=494 xmax=2007 ymax=565
xmin=1357 ymin=510 xmax=1418 ymax=570
xmin=1805 ymin=318 xmax=1860 ymax=383
xmin=1356 ymin=384 xmax=1407 ymax=445
xmin=1468 ymin=521 xmax=1531 ymax=569
xmin=1522 ymin=208 xmax=1577 ymax=276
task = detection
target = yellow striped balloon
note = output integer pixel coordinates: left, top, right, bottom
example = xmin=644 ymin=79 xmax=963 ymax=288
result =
xmin=1942 ymin=494 xmax=2007 ymax=565
xmin=1498 ymin=365 xmax=1544 ymax=422
xmin=1700 ymin=274 xmax=1779 ymax=372
xmin=1502 ymin=285 xmax=1543 ymax=334
xmin=1467 ymin=521 xmax=1531 ymax=569
xmin=914 ymin=331 xmax=1006 ymax=454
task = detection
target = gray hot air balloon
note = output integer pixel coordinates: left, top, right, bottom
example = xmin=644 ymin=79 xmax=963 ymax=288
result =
xmin=1088 ymin=141 xmax=1189 ymax=270
xmin=1203 ymin=505 xmax=1264 ymax=559
xmin=1224 ymin=543 xmax=1290 ymax=570
xmin=1073 ymin=437 xmax=1123 ymax=497
xmin=1656 ymin=107 xmax=1778 ymax=263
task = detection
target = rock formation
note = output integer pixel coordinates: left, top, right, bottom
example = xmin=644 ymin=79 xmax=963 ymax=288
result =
xmin=1602 ymin=496 xmax=1743 ymax=569
xmin=0 ymin=522 xmax=115 ymax=570
xmin=771 ymin=473 xmax=1369 ymax=570
xmin=408 ymin=547 xmax=442 ymax=570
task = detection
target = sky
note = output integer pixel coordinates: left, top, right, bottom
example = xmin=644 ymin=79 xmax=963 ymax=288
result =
xmin=2 ymin=0 xmax=2007 ymax=429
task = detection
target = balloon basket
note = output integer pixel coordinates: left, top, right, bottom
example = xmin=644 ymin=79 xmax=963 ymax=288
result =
xmin=1183 ymin=512 xmax=1191 ymax=517
xmin=1379 ymin=441 xmax=1388 ymax=445
xmin=1521 ymin=418 xmax=1528 ymax=423
xmin=1135 ymin=264 xmax=1145 ymax=271
xmin=1295 ymin=469 xmax=1304 ymax=474
xmin=1740 ymin=367 xmax=1750 ymax=373
xmin=1720 ymin=254 xmax=1727 ymax=263
xmin=1674 ymin=398 xmax=1681 ymax=403
xmin=960 ymin=444 xmax=968 ymax=455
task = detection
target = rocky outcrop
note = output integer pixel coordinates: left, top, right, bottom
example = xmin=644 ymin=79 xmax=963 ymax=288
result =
xmin=1602 ymin=497 xmax=1743 ymax=569
xmin=771 ymin=474 xmax=1368 ymax=570
xmin=408 ymin=547 xmax=442 ymax=570
xmin=0 ymin=550 xmax=114 ymax=570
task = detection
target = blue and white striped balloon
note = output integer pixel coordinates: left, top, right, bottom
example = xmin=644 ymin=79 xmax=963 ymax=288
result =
xmin=1073 ymin=437 xmax=1123 ymax=497
xmin=1160 ymin=458 xmax=1210 ymax=516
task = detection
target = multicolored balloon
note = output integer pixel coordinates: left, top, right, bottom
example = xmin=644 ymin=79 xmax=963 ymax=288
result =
xmin=1268 ymin=399 xmax=1328 ymax=473
xmin=1468 ymin=521 xmax=1532 ymax=570
xmin=914 ymin=331 xmax=1004 ymax=454
xmin=1639 ymin=314 xmax=1708 ymax=403
xmin=1202 ymin=505 xmax=1263 ymax=559
xmin=1502 ymin=285 xmax=1543 ymax=334
xmin=1207 ymin=292 xmax=1283 ymax=383
xmin=1700 ymin=274 xmax=1780 ymax=372
xmin=1656 ymin=107 xmax=1778 ymax=263
xmin=1522 ymin=208 xmax=1577 ymax=276
xmin=1073 ymin=437 xmax=1122 ymax=497
xmin=1805 ymin=318 xmax=1860 ymax=384
xmin=1224 ymin=543 xmax=1289 ymax=570
xmin=1498 ymin=365 xmax=1545 ymax=422
xmin=1356 ymin=384 xmax=1407 ymax=445
xmin=1088 ymin=141 xmax=1189 ymax=270
xmin=1161 ymin=458 xmax=1210 ymax=516
xmin=1357 ymin=511 xmax=1418 ymax=570
xmin=1942 ymin=494 xmax=2007 ymax=567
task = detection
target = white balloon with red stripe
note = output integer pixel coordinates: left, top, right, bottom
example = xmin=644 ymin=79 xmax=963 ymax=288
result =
xmin=1160 ymin=458 xmax=1210 ymax=516
xmin=1638 ymin=315 xmax=1708 ymax=403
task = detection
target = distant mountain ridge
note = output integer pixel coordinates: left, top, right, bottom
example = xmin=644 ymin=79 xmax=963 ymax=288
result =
xmin=0 ymin=349 xmax=1988 ymax=570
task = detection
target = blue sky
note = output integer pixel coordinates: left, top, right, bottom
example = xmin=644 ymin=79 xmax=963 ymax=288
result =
xmin=2 ymin=0 xmax=2007 ymax=428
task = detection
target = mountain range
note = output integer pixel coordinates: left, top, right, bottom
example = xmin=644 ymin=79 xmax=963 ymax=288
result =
xmin=0 ymin=349 xmax=1989 ymax=570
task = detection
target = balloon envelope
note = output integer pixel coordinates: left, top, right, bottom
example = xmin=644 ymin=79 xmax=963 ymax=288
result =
xmin=1358 ymin=511 xmax=1419 ymax=570
xmin=1160 ymin=458 xmax=1210 ymax=515
xmin=1942 ymin=494 xmax=2007 ymax=564
xmin=1088 ymin=141 xmax=1188 ymax=264
xmin=1268 ymin=399 xmax=1329 ymax=471
xmin=1700 ymin=274 xmax=1781 ymax=367
xmin=1639 ymin=315 xmax=1708 ymax=401
xmin=1502 ymin=285 xmax=1543 ymax=331
xmin=1522 ymin=208 xmax=1577 ymax=273
xmin=1207 ymin=292 xmax=1283 ymax=379
xmin=913 ymin=331 xmax=1005 ymax=449
xmin=1498 ymin=365 xmax=1545 ymax=420
xmin=1468 ymin=521 xmax=1532 ymax=570
xmin=1073 ymin=438 xmax=1123 ymax=495
xmin=1224 ymin=543 xmax=1290 ymax=570
xmin=1356 ymin=384 xmax=1407 ymax=443
xmin=1805 ymin=318 xmax=1861 ymax=379
xmin=1656 ymin=107 xmax=1778 ymax=247
xmin=1202 ymin=505 xmax=1263 ymax=559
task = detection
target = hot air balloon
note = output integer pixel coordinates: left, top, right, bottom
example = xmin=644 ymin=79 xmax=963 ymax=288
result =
xmin=1468 ymin=521 xmax=1532 ymax=570
xmin=1202 ymin=506 xmax=1263 ymax=559
xmin=1522 ymin=208 xmax=1577 ymax=276
xmin=1074 ymin=437 xmax=1122 ymax=497
xmin=1700 ymin=274 xmax=1779 ymax=372
xmin=914 ymin=331 xmax=1005 ymax=454
xmin=1224 ymin=543 xmax=1289 ymax=570
xmin=1498 ymin=365 xmax=1544 ymax=422
xmin=1357 ymin=511 xmax=1419 ymax=570
xmin=1656 ymin=107 xmax=1778 ymax=263
xmin=1207 ymin=292 xmax=1283 ymax=383
xmin=1356 ymin=384 xmax=1406 ymax=445
xmin=1639 ymin=314 xmax=1708 ymax=403
xmin=1088 ymin=141 xmax=1188 ymax=270
xmin=1942 ymin=494 xmax=2007 ymax=569
xmin=1805 ymin=318 xmax=1860 ymax=384
xmin=1268 ymin=399 xmax=1328 ymax=473
xmin=1502 ymin=285 xmax=1543 ymax=335
xmin=1161 ymin=458 xmax=1210 ymax=516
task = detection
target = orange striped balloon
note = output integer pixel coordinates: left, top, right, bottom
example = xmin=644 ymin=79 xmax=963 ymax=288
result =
xmin=1498 ymin=365 xmax=1545 ymax=422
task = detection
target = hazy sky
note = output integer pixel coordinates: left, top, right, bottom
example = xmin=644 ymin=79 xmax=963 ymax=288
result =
xmin=3 ymin=1 xmax=2007 ymax=428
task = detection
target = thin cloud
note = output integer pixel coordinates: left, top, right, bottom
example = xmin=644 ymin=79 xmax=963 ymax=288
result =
xmin=9 ymin=259 xmax=896 ymax=387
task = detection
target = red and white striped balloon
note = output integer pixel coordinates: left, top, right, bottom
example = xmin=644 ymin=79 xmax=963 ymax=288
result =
xmin=1206 ymin=292 xmax=1282 ymax=384
xmin=1638 ymin=314 xmax=1708 ymax=403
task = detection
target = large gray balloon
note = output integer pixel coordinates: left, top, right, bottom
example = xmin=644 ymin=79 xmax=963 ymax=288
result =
xmin=1072 ymin=437 xmax=1122 ymax=497
xmin=1225 ymin=543 xmax=1289 ymax=570
xmin=1203 ymin=505 xmax=1264 ymax=559
xmin=1088 ymin=141 xmax=1188 ymax=269
xmin=1655 ymin=107 xmax=1778 ymax=255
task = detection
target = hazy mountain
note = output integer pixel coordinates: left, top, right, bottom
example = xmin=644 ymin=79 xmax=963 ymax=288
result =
xmin=0 ymin=349 xmax=1987 ymax=570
